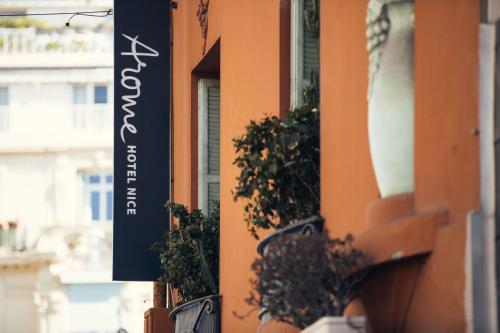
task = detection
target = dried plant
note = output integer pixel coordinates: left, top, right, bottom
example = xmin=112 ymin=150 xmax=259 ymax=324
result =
xmin=247 ymin=233 xmax=369 ymax=329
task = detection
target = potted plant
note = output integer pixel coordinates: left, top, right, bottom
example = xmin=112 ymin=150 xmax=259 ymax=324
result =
xmin=233 ymin=106 xmax=321 ymax=251
xmin=247 ymin=232 xmax=369 ymax=333
xmin=153 ymin=201 xmax=220 ymax=333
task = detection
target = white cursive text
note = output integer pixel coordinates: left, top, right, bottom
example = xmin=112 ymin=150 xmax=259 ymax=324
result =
xmin=119 ymin=34 xmax=159 ymax=143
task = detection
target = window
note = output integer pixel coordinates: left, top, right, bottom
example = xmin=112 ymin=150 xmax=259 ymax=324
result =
xmin=82 ymin=172 xmax=113 ymax=223
xmin=72 ymin=84 xmax=111 ymax=129
xmin=73 ymin=85 xmax=88 ymax=129
xmin=94 ymin=86 xmax=108 ymax=104
xmin=291 ymin=0 xmax=320 ymax=108
xmin=198 ymin=79 xmax=220 ymax=214
xmin=73 ymin=86 xmax=86 ymax=104
xmin=0 ymin=87 xmax=10 ymax=131
xmin=66 ymin=283 xmax=121 ymax=333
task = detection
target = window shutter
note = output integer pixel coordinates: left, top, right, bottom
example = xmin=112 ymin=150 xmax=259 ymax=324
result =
xmin=303 ymin=0 xmax=319 ymax=83
xmin=198 ymin=80 xmax=220 ymax=214
xmin=207 ymin=85 xmax=220 ymax=209
xmin=207 ymin=86 xmax=220 ymax=175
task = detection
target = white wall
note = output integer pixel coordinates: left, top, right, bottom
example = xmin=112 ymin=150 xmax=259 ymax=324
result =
xmin=0 ymin=4 xmax=149 ymax=333
xmin=10 ymin=82 xmax=72 ymax=134
xmin=0 ymin=148 xmax=112 ymax=247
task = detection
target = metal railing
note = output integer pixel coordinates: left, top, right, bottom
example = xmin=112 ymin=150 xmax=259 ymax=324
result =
xmin=0 ymin=106 xmax=9 ymax=132
xmin=73 ymin=104 xmax=112 ymax=130
xmin=1 ymin=0 xmax=112 ymax=7
xmin=0 ymin=27 xmax=112 ymax=55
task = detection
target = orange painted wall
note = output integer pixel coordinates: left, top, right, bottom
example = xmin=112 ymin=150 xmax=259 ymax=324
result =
xmin=173 ymin=0 xmax=480 ymax=331
xmin=320 ymin=0 xmax=480 ymax=331
xmin=320 ymin=0 xmax=379 ymax=238
xmin=172 ymin=0 xmax=224 ymax=207
xmin=407 ymin=0 xmax=480 ymax=332
xmin=219 ymin=1 xmax=286 ymax=331
xmin=172 ymin=1 xmax=288 ymax=332
xmin=414 ymin=0 xmax=480 ymax=224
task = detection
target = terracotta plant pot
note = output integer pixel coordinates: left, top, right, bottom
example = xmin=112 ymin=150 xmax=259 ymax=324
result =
xmin=169 ymin=295 xmax=221 ymax=333
xmin=301 ymin=317 xmax=367 ymax=333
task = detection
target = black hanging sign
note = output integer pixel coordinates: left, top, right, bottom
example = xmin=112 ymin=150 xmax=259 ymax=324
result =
xmin=113 ymin=0 xmax=171 ymax=281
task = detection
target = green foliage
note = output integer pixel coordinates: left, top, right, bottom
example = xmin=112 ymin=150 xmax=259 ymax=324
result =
xmin=232 ymin=107 xmax=320 ymax=238
xmin=247 ymin=233 xmax=369 ymax=328
xmin=0 ymin=18 xmax=54 ymax=30
xmin=152 ymin=201 xmax=219 ymax=305
xmin=45 ymin=41 xmax=62 ymax=51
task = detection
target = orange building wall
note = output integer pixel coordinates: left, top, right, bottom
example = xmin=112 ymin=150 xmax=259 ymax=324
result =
xmin=320 ymin=0 xmax=379 ymax=238
xmin=407 ymin=0 xmax=479 ymax=331
xmin=219 ymin=1 xmax=286 ymax=332
xmin=172 ymin=1 xmax=289 ymax=332
xmin=172 ymin=0 xmax=481 ymax=331
xmin=320 ymin=0 xmax=480 ymax=332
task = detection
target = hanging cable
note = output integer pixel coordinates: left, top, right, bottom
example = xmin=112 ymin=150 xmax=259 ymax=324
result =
xmin=0 ymin=9 xmax=114 ymax=27
xmin=65 ymin=9 xmax=113 ymax=27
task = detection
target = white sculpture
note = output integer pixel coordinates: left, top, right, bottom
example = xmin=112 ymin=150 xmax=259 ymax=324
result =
xmin=367 ymin=0 xmax=414 ymax=197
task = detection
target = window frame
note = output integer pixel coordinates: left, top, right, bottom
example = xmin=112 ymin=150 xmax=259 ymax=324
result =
xmin=93 ymin=85 xmax=108 ymax=104
xmin=72 ymin=83 xmax=111 ymax=129
xmin=81 ymin=172 xmax=113 ymax=224
xmin=72 ymin=85 xmax=87 ymax=105
xmin=0 ymin=87 xmax=10 ymax=132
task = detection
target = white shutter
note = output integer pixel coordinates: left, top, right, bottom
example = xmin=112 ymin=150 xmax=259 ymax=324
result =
xmin=198 ymin=80 xmax=220 ymax=213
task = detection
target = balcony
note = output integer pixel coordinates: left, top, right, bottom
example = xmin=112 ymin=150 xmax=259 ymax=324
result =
xmin=73 ymin=104 xmax=112 ymax=130
xmin=0 ymin=106 xmax=9 ymax=132
xmin=1 ymin=1 xmax=112 ymax=7
xmin=0 ymin=27 xmax=112 ymax=68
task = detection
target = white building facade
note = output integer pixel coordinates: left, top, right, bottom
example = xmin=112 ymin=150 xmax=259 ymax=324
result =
xmin=0 ymin=2 xmax=150 ymax=333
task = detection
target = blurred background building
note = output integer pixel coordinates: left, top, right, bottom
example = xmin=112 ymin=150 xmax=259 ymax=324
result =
xmin=0 ymin=1 xmax=151 ymax=332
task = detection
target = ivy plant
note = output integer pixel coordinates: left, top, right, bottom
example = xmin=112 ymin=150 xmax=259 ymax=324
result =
xmin=232 ymin=107 xmax=320 ymax=239
xmin=152 ymin=201 xmax=219 ymax=305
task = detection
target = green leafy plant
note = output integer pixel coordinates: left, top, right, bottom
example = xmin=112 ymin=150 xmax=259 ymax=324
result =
xmin=45 ymin=41 xmax=62 ymax=51
xmin=152 ymin=201 xmax=219 ymax=305
xmin=232 ymin=107 xmax=320 ymax=238
xmin=0 ymin=18 xmax=54 ymax=30
xmin=247 ymin=232 xmax=369 ymax=328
